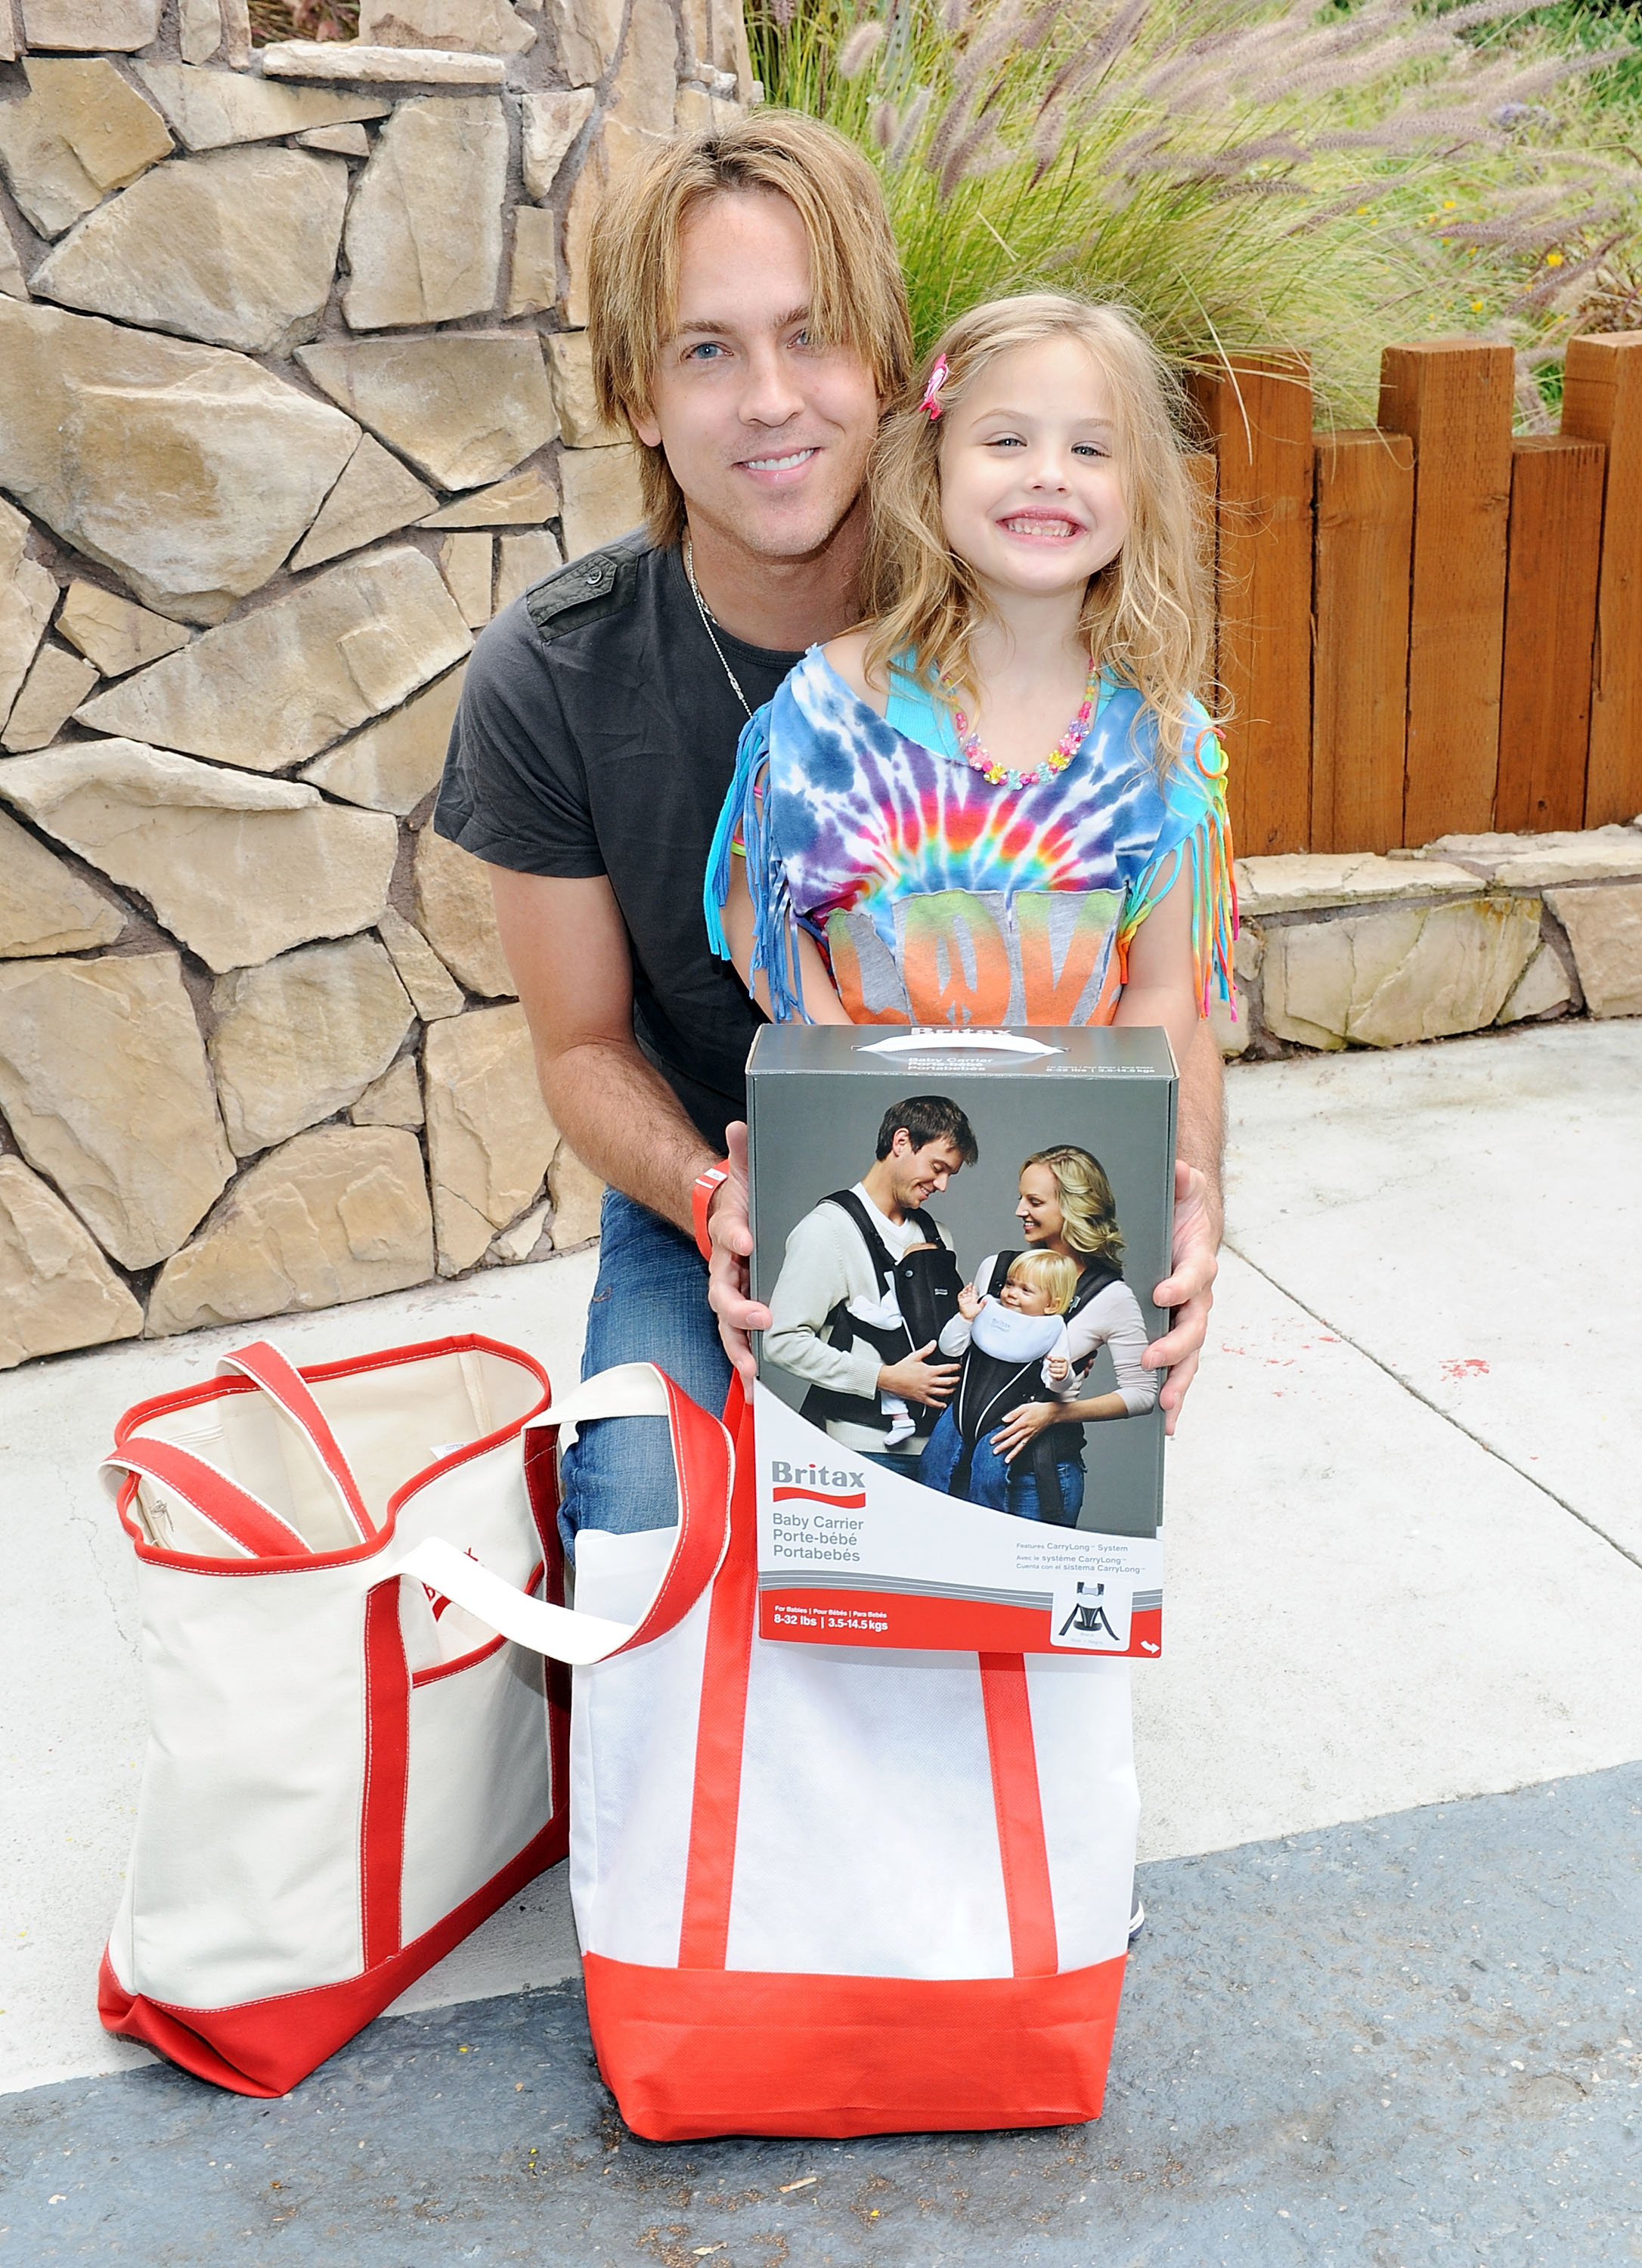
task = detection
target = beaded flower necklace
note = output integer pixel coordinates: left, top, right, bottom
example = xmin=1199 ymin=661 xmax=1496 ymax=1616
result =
xmin=941 ymin=660 xmax=1101 ymax=791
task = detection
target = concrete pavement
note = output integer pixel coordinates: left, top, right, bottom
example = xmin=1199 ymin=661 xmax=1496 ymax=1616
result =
xmin=2 ymin=1019 xmax=1639 ymax=2262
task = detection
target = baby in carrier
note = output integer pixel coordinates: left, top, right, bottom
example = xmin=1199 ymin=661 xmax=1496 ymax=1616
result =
xmin=844 ymin=1232 xmax=964 ymax=1446
xmin=845 ymin=1254 xmax=934 ymax=1447
xmin=918 ymin=1253 xmax=1082 ymax=1511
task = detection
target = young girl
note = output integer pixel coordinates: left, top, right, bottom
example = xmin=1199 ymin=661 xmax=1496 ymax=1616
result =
xmin=704 ymin=292 xmax=1233 ymax=1063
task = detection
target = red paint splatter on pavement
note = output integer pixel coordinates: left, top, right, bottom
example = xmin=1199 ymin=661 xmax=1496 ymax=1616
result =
xmin=1439 ymin=1358 xmax=1490 ymax=1381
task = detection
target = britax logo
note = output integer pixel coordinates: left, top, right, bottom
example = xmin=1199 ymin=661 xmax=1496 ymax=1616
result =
xmin=770 ymin=1460 xmax=866 ymax=1509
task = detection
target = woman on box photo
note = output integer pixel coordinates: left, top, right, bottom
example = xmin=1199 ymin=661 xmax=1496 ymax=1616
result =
xmin=920 ymin=1146 xmax=1159 ymax=1526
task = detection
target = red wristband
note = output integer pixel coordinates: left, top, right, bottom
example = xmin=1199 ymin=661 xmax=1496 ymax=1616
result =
xmin=692 ymin=1162 xmax=730 ymax=1263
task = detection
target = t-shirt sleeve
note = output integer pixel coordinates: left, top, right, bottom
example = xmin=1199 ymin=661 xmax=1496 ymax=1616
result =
xmin=432 ymin=596 xmax=605 ymax=878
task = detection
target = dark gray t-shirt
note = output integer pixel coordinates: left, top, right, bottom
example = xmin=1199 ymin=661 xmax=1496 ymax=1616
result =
xmin=434 ymin=536 xmax=801 ymax=1151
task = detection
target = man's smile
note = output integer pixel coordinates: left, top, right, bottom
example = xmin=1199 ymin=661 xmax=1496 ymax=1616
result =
xmin=738 ymin=447 xmax=820 ymax=475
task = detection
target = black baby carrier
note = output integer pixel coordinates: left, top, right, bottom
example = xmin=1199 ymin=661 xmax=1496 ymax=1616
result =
xmin=799 ymin=1190 xmax=965 ymax=1437
xmin=945 ymin=1250 xmax=1122 ymax=1526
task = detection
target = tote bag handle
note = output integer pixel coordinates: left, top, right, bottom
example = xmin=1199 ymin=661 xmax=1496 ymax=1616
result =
xmin=103 ymin=1338 xmax=379 ymax=1554
xmin=106 ymin=1355 xmax=735 ymax=1670
xmin=215 ymin=1341 xmax=377 ymax=1541
xmin=400 ymin=1363 xmax=735 ymax=1666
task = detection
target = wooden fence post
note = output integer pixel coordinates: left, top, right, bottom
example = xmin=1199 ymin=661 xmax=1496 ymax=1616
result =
xmin=1378 ymin=340 xmax=1513 ymax=844
xmin=1185 ymin=448 xmax=1219 ymax=716
xmin=1185 ymin=355 xmax=1313 ymax=858
xmin=1495 ymin=435 xmax=1605 ymax=832
xmin=1560 ymin=331 xmax=1642 ymax=827
xmin=1311 ymin=429 xmax=1413 ymax=854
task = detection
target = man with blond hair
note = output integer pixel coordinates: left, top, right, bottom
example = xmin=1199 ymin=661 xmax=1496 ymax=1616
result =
xmin=435 ymin=112 xmax=1223 ymax=1554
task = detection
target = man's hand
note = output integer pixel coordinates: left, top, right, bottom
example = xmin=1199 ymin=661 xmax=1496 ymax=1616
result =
xmin=707 ymin=1120 xmax=767 ymax=1384
xmin=878 ymin=1343 xmax=960 ymax=1409
xmin=1145 ymin=1157 xmax=1220 ymax=1436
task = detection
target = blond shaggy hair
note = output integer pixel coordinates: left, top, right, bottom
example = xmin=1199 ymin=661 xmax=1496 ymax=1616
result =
xmin=1021 ymin=1146 xmax=1125 ymax=1269
xmin=587 ymin=112 xmax=912 ymax=552
xmin=1005 ymin=1249 xmax=1080 ymax=1316
xmin=860 ymin=295 xmax=1214 ymax=771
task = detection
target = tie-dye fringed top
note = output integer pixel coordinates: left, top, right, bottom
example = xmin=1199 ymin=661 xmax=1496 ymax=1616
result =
xmin=703 ymin=644 xmax=1235 ymax=1029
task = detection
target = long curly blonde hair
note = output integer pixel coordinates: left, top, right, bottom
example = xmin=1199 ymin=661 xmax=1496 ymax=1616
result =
xmin=860 ymin=294 xmax=1214 ymax=773
xmin=1021 ymin=1145 xmax=1125 ymax=1269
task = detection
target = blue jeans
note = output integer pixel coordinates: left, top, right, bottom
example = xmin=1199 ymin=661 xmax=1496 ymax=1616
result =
xmin=557 ymin=1189 xmax=732 ymax=1560
xmin=918 ymin=1405 xmax=1085 ymax=1526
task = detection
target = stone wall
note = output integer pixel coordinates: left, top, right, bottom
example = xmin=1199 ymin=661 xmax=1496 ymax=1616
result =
xmin=0 ymin=0 xmax=751 ymax=1369
xmin=1216 ymin=825 xmax=1642 ymax=1058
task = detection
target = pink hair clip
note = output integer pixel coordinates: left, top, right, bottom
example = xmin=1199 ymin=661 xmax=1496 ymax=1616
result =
xmin=919 ymin=353 xmax=950 ymax=420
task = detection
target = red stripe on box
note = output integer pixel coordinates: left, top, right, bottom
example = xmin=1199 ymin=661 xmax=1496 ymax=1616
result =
xmin=760 ymin=1592 xmax=1163 ymax=1658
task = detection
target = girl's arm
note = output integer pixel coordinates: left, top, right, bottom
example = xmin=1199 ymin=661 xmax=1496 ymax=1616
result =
xmin=1114 ymin=861 xmax=1203 ymax=1070
xmin=720 ymin=854 xmax=851 ymax=1024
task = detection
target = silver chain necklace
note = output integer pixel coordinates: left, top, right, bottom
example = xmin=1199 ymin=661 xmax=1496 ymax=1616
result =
xmin=682 ymin=534 xmax=752 ymax=721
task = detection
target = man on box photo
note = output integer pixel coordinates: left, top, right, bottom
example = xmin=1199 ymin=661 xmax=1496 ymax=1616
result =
xmin=434 ymin=111 xmax=1225 ymax=1556
xmin=762 ymin=1095 xmax=973 ymax=1476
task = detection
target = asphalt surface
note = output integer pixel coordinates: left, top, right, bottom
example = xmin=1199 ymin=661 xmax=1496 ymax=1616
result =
xmin=5 ymin=1765 xmax=1638 ymax=2266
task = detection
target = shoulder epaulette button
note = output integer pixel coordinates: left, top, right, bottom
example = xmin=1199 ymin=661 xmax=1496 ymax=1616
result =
xmin=523 ymin=539 xmax=643 ymax=643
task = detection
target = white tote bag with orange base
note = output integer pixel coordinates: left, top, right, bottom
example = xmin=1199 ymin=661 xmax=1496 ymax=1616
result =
xmin=98 ymin=1334 xmax=574 ymax=2097
xmin=424 ymin=1366 xmax=1139 ymax=2141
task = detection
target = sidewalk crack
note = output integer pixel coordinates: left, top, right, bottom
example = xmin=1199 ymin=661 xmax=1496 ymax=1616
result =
xmin=1222 ymin=1239 xmax=1642 ymax=1574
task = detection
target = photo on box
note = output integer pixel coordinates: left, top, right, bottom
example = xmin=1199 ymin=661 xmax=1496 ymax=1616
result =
xmin=746 ymin=1024 xmax=1176 ymax=1658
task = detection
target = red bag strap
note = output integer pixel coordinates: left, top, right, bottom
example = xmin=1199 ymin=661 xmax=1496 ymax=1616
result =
xmin=402 ymin=1365 xmax=736 ymax=1668
xmin=677 ymin=1374 xmax=758 ymax=1969
xmin=618 ymin=1371 xmax=736 ymax=1655
xmin=104 ymin=1436 xmax=311 ymax=1560
xmin=978 ymin=1653 xmax=1060 ymax=1978
xmin=217 ymin=1340 xmax=376 ymax=1541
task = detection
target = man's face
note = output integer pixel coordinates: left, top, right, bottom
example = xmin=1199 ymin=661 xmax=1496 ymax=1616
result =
xmin=633 ymin=189 xmax=884 ymax=567
xmin=888 ymin=1132 xmax=965 ymax=1212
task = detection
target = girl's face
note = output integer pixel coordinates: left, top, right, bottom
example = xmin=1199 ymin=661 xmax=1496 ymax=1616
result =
xmin=1016 ymin=1162 xmax=1065 ymax=1247
xmin=999 ymin=1275 xmax=1053 ymax=1315
xmin=937 ymin=336 xmax=1129 ymax=599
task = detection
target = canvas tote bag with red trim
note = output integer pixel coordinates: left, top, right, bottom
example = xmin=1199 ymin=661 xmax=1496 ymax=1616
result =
xmin=97 ymin=1334 xmax=575 ymax=2099
xmin=419 ymin=1365 xmax=1140 ymax=2142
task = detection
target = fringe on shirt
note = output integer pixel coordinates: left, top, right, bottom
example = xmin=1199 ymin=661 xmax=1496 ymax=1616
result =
xmin=703 ymin=706 xmax=814 ymax=1024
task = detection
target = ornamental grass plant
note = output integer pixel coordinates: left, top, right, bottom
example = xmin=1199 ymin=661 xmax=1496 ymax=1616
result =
xmin=749 ymin=0 xmax=1642 ymax=420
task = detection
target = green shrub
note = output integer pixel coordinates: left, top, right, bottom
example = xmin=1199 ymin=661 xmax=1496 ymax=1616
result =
xmin=748 ymin=0 xmax=1642 ymax=420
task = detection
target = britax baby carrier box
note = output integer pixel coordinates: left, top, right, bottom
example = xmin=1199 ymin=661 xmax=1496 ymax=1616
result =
xmin=746 ymin=1024 xmax=1175 ymax=1657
